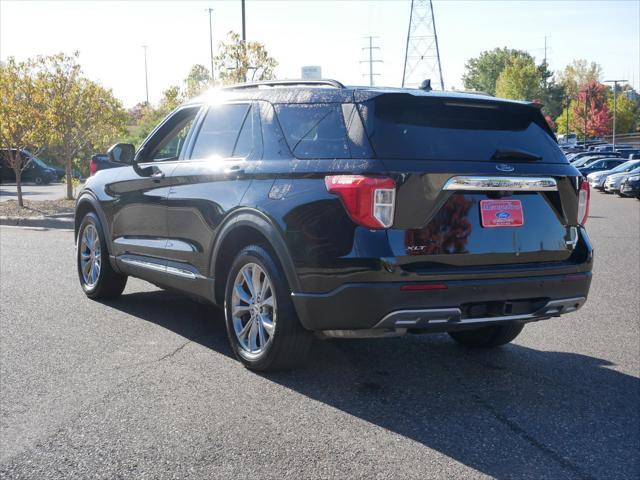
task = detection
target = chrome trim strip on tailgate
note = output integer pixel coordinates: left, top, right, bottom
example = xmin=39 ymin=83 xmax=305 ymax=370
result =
xmin=443 ymin=176 xmax=558 ymax=191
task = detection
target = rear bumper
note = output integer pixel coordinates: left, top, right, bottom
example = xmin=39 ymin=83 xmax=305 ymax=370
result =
xmin=291 ymin=272 xmax=592 ymax=332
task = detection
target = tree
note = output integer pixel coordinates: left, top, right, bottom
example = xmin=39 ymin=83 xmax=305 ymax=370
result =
xmin=557 ymin=59 xmax=602 ymax=100
xmin=608 ymin=87 xmax=639 ymax=134
xmin=462 ymin=48 xmax=535 ymax=95
xmin=0 ymin=58 xmax=49 ymax=206
xmin=556 ymin=80 xmax=610 ymax=139
xmin=184 ymin=64 xmax=210 ymax=99
xmin=41 ymin=53 xmax=127 ymax=199
xmin=495 ymin=56 xmax=541 ymax=101
xmin=214 ymin=31 xmax=277 ymax=85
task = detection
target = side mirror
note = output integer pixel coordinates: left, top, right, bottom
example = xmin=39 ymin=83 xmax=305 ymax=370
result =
xmin=107 ymin=143 xmax=135 ymax=164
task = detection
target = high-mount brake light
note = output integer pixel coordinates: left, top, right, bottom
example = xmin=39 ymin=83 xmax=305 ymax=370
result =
xmin=325 ymin=175 xmax=396 ymax=229
xmin=577 ymin=179 xmax=590 ymax=225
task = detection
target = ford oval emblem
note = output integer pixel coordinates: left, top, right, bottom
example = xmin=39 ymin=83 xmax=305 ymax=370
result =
xmin=496 ymin=163 xmax=515 ymax=172
xmin=496 ymin=211 xmax=511 ymax=219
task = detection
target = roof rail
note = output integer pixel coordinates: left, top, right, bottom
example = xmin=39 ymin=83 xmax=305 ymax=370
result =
xmin=224 ymin=79 xmax=345 ymax=90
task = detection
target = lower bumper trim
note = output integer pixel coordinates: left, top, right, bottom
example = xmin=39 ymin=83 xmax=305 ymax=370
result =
xmin=374 ymin=296 xmax=586 ymax=330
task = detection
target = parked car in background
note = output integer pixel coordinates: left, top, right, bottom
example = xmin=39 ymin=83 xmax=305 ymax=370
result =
xmin=619 ymin=172 xmax=640 ymax=198
xmin=75 ymin=80 xmax=593 ymax=371
xmin=89 ymin=153 xmax=125 ymax=176
xmin=577 ymin=157 xmax=627 ymax=176
xmin=0 ymin=149 xmax=57 ymax=185
xmin=604 ymin=166 xmax=640 ymax=193
xmin=616 ymin=149 xmax=640 ymax=159
xmin=570 ymin=152 xmax=620 ymax=167
xmin=587 ymin=160 xmax=640 ymax=190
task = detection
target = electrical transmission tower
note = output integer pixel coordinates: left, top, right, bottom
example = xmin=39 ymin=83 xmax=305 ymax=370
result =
xmin=402 ymin=0 xmax=444 ymax=89
xmin=361 ymin=36 xmax=383 ymax=86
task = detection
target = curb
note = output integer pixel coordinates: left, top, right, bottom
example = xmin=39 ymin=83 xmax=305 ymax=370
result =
xmin=0 ymin=215 xmax=74 ymax=230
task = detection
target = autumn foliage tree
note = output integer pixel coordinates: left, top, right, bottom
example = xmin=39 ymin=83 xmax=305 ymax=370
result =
xmin=0 ymin=58 xmax=49 ymax=206
xmin=42 ymin=53 xmax=127 ymax=199
xmin=214 ymin=31 xmax=277 ymax=85
xmin=556 ymin=81 xmax=610 ymax=139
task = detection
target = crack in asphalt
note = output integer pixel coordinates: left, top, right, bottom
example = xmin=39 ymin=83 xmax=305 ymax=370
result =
xmin=0 ymin=340 xmax=193 ymax=468
xmin=437 ymin=357 xmax=597 ymax=480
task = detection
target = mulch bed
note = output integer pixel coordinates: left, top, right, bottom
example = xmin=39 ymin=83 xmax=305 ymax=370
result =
xmin=0 ymin=199 xmax=75 ymax=218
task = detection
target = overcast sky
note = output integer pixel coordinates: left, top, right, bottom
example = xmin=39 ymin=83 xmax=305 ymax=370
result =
xmin=1 ymin=0 xmax=638 ymax=107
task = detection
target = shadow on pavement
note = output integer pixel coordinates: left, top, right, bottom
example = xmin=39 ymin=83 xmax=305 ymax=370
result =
xmin=105 ymin=289 xmax=639 ymax=480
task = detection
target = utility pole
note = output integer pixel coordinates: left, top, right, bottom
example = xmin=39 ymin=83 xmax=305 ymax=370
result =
xmin=142 ymin=45 xmax=149 ymax=104
xmin=361 ymin=36 xmax=382 ymax=86
xmin=402 ymin=0 xmax=444 ymax=89
xmin=241 ymin=0 xmax=246 ymax=81
xmin=241 ymin=0 xmax=246 ymax=42
xmin=565 ymin=96 xmax=570 ymax=137
xmin=604 ymin=79 xmax=627 ymax=149
xmin=543 ymin=36 xmax=548 ymax=89
xmin=205 ymin=8 xmax=214 ymax=83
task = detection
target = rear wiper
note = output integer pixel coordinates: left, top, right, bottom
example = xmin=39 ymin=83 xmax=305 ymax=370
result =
xmin=492 ymin=148 xmax=542 ymax=161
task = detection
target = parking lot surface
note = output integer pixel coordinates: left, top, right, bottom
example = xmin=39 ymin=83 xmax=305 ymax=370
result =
xmin=0 ymin=193 xmax=638 ymax=479
xmin=0 ymin=183 xmax=72 ymax=203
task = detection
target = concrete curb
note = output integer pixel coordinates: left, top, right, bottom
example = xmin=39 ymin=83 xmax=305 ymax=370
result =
xmin=0 ymin=215 xmax=74 ymax=230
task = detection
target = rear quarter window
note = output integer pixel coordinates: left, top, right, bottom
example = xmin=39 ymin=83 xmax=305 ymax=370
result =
xmin=275 ymin=104 xmax=350 ymax=159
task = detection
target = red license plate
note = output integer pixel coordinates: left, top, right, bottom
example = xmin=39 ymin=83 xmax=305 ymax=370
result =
xmin=480 ymin=199 xmax=524 ymax=228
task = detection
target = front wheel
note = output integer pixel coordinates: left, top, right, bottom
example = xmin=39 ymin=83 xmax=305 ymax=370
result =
xmin=34 ymin=176 xmax=43 ymax=185
xmin=224 ymin=244 xmax=312 ymax=371
xmin=448 ymin=322 xmax=524 ymax=348
xmin=77 ymin=212 xmax=127 ymax=299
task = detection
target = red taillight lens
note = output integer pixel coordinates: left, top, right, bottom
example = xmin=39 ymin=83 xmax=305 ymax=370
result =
xmin=89 ymin=159 xmax=97 ymax=176
xmin=325 ymin=175 xmax=396 ymax=229
xmin=577 ymin=179 xmax=590 ymax=225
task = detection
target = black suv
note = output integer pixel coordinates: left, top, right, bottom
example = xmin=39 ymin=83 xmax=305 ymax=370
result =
xmin=75 ymin=80 xmax=593 ymax=371
xmin=1 ymin=149 xmax=57 ymax=185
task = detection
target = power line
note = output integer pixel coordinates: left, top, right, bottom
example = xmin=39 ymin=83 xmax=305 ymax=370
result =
xmin=360 ymin=36 xmax=383 ymax=86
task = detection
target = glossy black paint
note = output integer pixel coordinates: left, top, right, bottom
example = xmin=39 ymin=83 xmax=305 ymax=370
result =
xmin=76 ymin=85 xmax=594 ymax=331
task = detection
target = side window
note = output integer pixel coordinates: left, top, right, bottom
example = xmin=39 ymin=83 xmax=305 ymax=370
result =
xmin=146 ymin=107 xmax=199 ymax=162
xmin=275 ymin=103 xmax=350 ymax=159
xmin=190 ymin=104 xmax=249 ymax=159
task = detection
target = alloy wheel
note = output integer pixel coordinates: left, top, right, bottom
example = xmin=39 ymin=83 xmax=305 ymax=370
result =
xmin=79 ymin=223 xmax=101 ymax=288
xmin=231 ymin=262 xmax=276 ymax=355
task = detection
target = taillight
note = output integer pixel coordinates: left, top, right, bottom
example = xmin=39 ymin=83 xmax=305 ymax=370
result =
xmin=577 ymin=179 xmax=590 ymax=225
xmin=89 ymin=159 xmax=97 ymax=176
xmin=325 ymin=175 xmax=396 ymax=229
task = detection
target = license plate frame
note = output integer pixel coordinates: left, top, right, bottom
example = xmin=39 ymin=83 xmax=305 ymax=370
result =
xmin=480 ymin=199 xmax=524 ymax=228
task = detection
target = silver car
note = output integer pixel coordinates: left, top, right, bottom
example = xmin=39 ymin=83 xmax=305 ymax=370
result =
xmin=588 ymin=160 xmax=640 ymax=189
xmin=604 ymin=165 xmax=640 ymax=193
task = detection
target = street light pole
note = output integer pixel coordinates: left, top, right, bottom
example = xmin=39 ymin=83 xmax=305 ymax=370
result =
xmin=604 ymin=79 xmax=627 ymax=149
xmin=142 ymin=45 xmax=149 ymax=104
xmin=206 ymin=8 xmax=214 ymax=84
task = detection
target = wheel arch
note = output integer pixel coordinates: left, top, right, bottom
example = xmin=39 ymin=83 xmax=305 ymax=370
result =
xmin=211 ymin=209 xmax=300 ymax=306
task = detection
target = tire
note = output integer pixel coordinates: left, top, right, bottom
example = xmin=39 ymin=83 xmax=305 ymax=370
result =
xmin=77 ymin=212 xmax=127 ymax=299
xmin=448 ymin=322 xmax=524 ymax=348
xmin=224 ymin=244 xmax=312 ymax=371
xmin=34 ymin=176 xmax=43 ymax=185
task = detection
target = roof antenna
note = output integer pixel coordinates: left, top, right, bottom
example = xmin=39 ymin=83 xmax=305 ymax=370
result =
xmin=419 ymin=79 xmax=432 ymax=91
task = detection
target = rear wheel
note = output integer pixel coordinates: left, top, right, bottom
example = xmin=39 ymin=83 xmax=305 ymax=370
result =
xmin=224 ymin=244 xmax=312 ymax=371
xmin=448 ymin=322 xmax=524 ymax=348
xmin=77 ymin=212 xmax=127 ymax=299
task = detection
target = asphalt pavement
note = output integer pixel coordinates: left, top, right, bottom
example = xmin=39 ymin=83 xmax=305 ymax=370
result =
xmin=0 ymin=183 xmax=72 ymax=202
xmin=0 ymin=192 xmax=638 ymax=479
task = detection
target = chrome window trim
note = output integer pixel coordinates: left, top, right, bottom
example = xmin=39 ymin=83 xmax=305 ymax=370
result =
xmin=443 ymin=176 xmax=558 ymax=192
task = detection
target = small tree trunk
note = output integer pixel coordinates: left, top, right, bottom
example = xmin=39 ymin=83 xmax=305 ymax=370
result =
xmin=15 ymin=169 xmax=24 ymax=207
xmin=65 ymin=157 xmax=73 ymax=200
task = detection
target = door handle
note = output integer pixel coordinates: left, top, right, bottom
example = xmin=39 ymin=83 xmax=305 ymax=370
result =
xmin=151 ymin=171 xmax=165 ymax=182
xmin=224 ymin=165 xmax=245 ymax=176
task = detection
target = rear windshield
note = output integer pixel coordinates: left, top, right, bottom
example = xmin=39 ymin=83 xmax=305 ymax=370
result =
xmin=358 ymin=94 xmax=565 ymax=163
